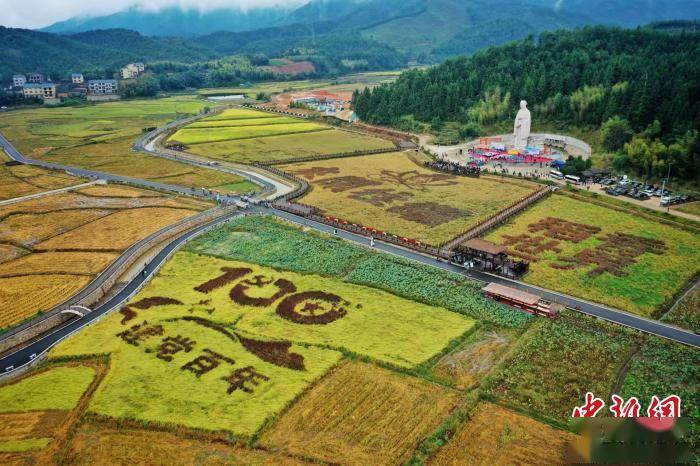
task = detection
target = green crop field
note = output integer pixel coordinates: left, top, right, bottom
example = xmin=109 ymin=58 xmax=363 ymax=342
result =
xmin=485 ymin=194 xmax=700 ymax=317
xmin=0 ymin=366 xmax=95 ymax=412
xmin=283 ymin=151 xmax=539 ymax=245
xmin=170 ymin=107 xmax=394 ymax=164
xmin=51 ymin=250 xmax=474 ymax=436
xmin=170 ymin=122 xmax=329 ymax=144
xmin=187 ymin=116 xmax=302 ymax=128
xmin=186 ymin=129 xmax=395 ymax=164
xmin=0 ymin=96 xmax=254 ymax=193
xmin=186 ymin=214 xmax=529 ymax=327
xmin=483 ymin=311 xmax=641 ymax=422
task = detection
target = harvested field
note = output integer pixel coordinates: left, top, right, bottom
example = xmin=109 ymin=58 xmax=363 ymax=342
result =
xmin=0 ymin=411 xmax=65 ymax=442
xmin=0 ymin=184 xmax=209 ymax=330
xmin=283 ymin=152 xmax=538 ymax=244
xmin=66 ymin=422 xmax=308 ymax=465
xmin=35 ymin=207 xmax=198 ymax=251
xmin=262 ymin=361 xmax=461 ymax=465
xmin=186 ymin=129 xmax=394 ymax=164
xmin=485 ymin=194 xmax=700 ymax=316
xmin=50 ymin=252 xmax=472 ymax=436
xmin=0 ymin=96 xmax=251 ymax=191
xmin=429 ymin=403 xmax=576 ymax=465
xmin=432 ymin=328 xmax=519 ymax=389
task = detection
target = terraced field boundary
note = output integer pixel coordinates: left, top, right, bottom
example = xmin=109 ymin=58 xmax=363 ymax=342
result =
xmin=0 ymin=205 xmax=237 ymax=355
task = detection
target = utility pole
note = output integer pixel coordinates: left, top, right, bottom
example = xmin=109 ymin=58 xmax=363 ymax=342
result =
xmin=660 ymin=162 xmax=671 ymax=208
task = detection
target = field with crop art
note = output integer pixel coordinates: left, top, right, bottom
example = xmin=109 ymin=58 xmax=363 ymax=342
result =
xmin=429 ymin=403 xmax=576 ymax=465
xmin=485 ymin=194 xmax=700 ymax=316
xmin=262 ymin=361 xmax=461 ymax=465
xmin=186 ymin=215 xmax=530 ymax=327
xmin=283 ymin=151 xmax=538 ymax=245
xmin=0 ymin=183 xmax=210 ymax=331
xmin=0 ymin=96 xmax=254 ymax=192
xmin=169 ymin=106 xmax=393 ymax=164
xmin=49 ymin=249 xmax=473 ymax=436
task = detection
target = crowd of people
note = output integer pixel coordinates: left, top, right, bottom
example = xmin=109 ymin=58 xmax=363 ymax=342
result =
xmin=424 ymin=160 xmax=481 ymax=177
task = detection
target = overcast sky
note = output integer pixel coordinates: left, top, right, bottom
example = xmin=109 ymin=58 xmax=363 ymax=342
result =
xmin=0 ymin=0 xmax=306 ymax=29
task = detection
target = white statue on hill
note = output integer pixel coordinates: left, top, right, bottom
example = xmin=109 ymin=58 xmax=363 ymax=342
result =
xmin=513 ymin=100 xmax=531 ymax=149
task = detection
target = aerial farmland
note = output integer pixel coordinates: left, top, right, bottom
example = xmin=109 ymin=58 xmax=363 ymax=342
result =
xmin=1 ymin=10 xmax=699 ymax=464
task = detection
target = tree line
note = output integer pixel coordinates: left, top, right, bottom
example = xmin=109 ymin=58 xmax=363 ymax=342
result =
xmin=353 ymin=26 xmax=700 ymax=182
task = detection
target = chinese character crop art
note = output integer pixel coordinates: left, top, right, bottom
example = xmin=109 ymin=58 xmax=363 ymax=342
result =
xmin=0 ymin=1 xmax=699 ymax=464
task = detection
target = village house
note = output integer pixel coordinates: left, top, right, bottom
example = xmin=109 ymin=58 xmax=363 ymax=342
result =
xmin=71 ymin=73 xmax=84 ymax=84
xmin=12 ymin=75 xmax=26 ymax=88
xmin=22 ymin=82 xmax=57 ymax=102
xmin=87 ymin=79 xmax=120 ymax=101
xmin=120 ymin=63 xmax=144 ymax=80
xmin=88 ymin=79 xmax=118 ymax=95
xmin=26 ymin=73 xmax=45 ymax=84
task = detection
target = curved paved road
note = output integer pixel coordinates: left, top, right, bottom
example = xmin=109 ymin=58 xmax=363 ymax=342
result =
xmin=264 ymin=206 xmax=700 ymax=348
xmin=0 ymin=113 xmax=697 ymax=377
xmin=1 ymin=209 xmax=243 ymax=375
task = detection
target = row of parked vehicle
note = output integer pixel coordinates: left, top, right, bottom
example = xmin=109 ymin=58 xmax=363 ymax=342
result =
xmin=599 ymin=177 xmax=693 ymax=205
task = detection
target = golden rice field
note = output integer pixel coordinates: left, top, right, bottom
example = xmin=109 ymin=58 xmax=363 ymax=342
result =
xmin=284 ymin=151 xmax=538 ymax=245
xmin=0 ymin=150 xmax=77 ymax=201
xmin=0 ymin=96 xmax=255 ymax=193
xmin=262 ymin=361 xmax=461 ymax=465
xmin=35 ymin=207 xmax=198 ymax=251
xmin=0 ymin=275 xmax=91 ymax=329
xmin=0 ymin=184 xmax=209 ymax=331
xmin=66 ymin=422 xmax=307 ymax=465
xmin=49 ymin=251 xmax=473 ymax=436
xmin=485 ymin=194 xmax=700 ymax=316
xmin=429 ymin=403 xmax=576 ymax=465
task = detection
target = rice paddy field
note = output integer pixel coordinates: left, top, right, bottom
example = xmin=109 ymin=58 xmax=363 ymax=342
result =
xmin=0 ymin=96 xmax=255 ymax=193
xmin=0 ymin=150 xmax=78 ymax=201
xmin=0 ymin=364 xmax=96 ymax=461
xmin=49 ymin=248 xmax=474 ymax=437
xmin=429 ymin=403 xmax=576 ymax=465
xmin=483 ymin=311 xmax=642 ymax=422
xmin=261 ymin=361 xmax=461 ymax=465
xmin=283 ymin=151 xmax=539 ymax=245
xmin=484 ymin=194 xmax=700 ymax=317
xmin=0 ymin=183 xmax=210 ymax=331
xmin=170 ymin=107 xmax=394 ymax=164
xmin=2 ymin=214 xmax=694 ymax=464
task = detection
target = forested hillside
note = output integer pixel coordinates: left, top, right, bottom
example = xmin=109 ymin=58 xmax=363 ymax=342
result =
xmin=353 ymin=26 xmax=700 ymax=181
xmin=0 ymin=26 xmax=401 ymax=82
